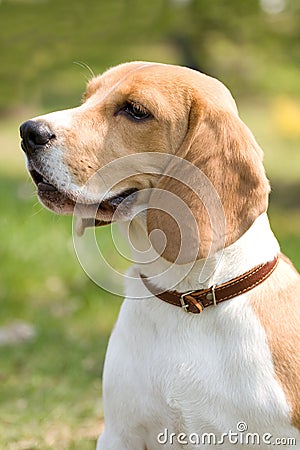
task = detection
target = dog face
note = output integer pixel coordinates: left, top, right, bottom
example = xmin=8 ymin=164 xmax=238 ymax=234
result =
xmin=20 ymin=61 xmax=270 ymax=260
xmin=20 ymin=62 xmax=193 ymax=220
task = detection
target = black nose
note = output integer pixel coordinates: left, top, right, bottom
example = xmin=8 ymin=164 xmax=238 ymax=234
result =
xmin=20 ymin=120 xmax=55 ymax=154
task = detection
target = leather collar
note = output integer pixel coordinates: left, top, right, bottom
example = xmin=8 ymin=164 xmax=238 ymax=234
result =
xmin=140 ymin=256 xmax=279 ymax=314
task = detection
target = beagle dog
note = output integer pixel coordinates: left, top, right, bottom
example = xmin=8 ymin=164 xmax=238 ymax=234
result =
xmin=20 ymin=62 xmax=300 ymax=449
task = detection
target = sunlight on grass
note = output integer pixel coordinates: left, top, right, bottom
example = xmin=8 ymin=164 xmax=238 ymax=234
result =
xmin=239 ymin=98 xmax=300 ymax=183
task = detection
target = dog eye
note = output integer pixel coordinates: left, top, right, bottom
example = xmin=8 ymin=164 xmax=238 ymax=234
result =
xmin=123 ymin=101 xmax=151 ymax=121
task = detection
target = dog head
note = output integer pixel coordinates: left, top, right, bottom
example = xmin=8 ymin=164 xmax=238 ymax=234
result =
xmin=20 ymin=61 xmax=269 ymax=262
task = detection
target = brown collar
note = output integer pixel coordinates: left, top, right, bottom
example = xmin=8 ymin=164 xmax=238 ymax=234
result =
xmin=140 ymin=256 xmax=279 ymax=314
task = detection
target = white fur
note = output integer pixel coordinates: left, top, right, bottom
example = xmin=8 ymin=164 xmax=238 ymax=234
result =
xmin=30 ymin=109 xmax=81 ymax=197
xmin=97 ymin=214 xmax=300 ymax=449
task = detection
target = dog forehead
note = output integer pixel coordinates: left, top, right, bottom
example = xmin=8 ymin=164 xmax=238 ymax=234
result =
xmin=84 ymin=61 xmax=237 ymax=115
xmin=84 ymin=63 xmax=194 ymax=116
xmin=86 ymin=62 xmax=194 ymax=99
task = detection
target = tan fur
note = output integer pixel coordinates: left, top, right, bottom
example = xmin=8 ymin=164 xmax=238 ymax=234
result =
xmin=37 ymin=63 xmax=269 ymax=260
xmin=251 ymin=255 xmax=300 ymax=430
xmin=39 ymin=61 xmax=270 ymax=261
xmin=147 ymin=95 xmax=270 ymax=261
xmin=60 ymin=63 xmax=193 ymax=190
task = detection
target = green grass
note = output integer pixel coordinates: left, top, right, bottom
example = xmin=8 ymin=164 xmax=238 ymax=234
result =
xmin=0 ymin=171 xmax=122 ymax=448
xmin=0 ymin=100 xmax=299 ymax=449
xmin=239 ymin=98 xmax=300 ymax=183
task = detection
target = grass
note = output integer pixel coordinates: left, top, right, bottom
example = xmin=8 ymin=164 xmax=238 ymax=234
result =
xmin=0 ymin=98 xmax=299 ymax=449
xmin=0 ymin=173 xmax=122 ymax=449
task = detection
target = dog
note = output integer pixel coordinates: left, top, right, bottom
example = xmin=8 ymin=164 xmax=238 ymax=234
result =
xmin=20 ymin=62 xmax=299 ymax=449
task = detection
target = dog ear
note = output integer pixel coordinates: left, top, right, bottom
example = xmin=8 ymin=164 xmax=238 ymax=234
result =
xmin=147 ymin=97 xmax=270 ymax=264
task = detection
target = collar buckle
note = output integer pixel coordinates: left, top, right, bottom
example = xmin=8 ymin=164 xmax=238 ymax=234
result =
xmin=180 ymin=291 xmax=204 ymax=314
xmin=180 ymin=291 xmax=194 ymax=313
xmin=206 ymin=284 xmax=217 ymax=306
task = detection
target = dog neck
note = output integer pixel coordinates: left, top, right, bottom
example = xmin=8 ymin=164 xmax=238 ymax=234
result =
xmin=120 ymin=212 xmax=280 ymax=293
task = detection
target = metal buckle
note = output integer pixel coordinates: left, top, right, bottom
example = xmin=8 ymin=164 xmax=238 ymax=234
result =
xmin=211 ymin=285 xmax=217 ymax=306
xmin=180 ymin=291 xmax=195 ymax=313
xmin=206 ymin=285 xmax=217 ymax=306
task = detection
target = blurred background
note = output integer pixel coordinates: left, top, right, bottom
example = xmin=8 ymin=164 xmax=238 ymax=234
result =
xmin=0 ymin=0 xmax=299 ymax=448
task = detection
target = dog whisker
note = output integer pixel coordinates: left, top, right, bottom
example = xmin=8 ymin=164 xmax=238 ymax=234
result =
xmin=73 ymin=61 xmax=95 ymax=82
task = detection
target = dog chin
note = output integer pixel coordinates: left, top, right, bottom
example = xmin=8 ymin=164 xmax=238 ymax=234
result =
xmin=28 ymin=167 xmax=139 ymax=234
xmin=37 ymin=182 xmax=139 ymax=236
xmin=37 ymin=188 xmax=76 ymax=215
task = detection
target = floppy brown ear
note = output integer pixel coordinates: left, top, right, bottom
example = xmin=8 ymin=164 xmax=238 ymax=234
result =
xmin=147 ymin=98 xmax=270 ymax=264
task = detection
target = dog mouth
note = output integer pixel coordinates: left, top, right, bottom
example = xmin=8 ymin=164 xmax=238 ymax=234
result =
xmin=30 ymin=169 xmax=59 ymax=193
xmin=29 ymin=168 xmax=138 ymax=231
